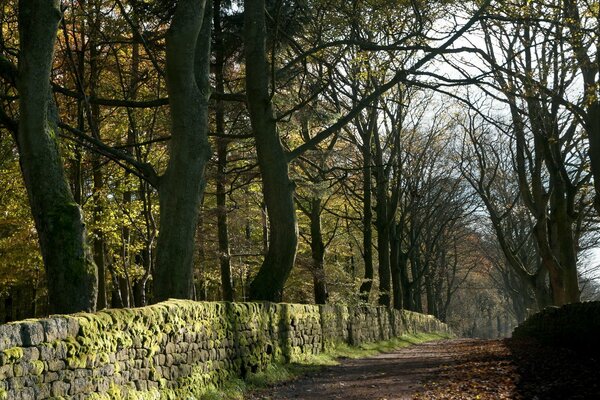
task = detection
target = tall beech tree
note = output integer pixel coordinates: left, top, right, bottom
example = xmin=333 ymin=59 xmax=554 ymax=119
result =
xmin=244 ymin=0 xmax=299 ymax=301
xmin=294 ymin=112 xmax=341 ymax=304
xmin=243 ymin=0 xmax=491 ymax=301
xmin=476 ymin=4 xmax=589 ymax=304
xmin=0 ymin=0 xmax=538 ymax=321
xmin=153 ymin=0 xmax=213 ymax=301
xmin=562 ymin=0 xmax=600 ymax=215
xmin=214 ymin=0 xmax=234 ymax=302
xmin=17 ymin=0 xmax=98 ymax=313
xmin=459 ymin=116 xmax=552 ymax=312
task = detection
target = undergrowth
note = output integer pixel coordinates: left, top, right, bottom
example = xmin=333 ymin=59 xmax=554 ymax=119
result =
xmin=199 ymin=332 xmax=451 ymax=400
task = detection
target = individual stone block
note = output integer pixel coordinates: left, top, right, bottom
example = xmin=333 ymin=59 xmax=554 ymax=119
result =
xmin=116 ymin=349 xmax=129 ymax=362
xmin=43 ymin=371 xmax=59 ymax=383
xmin=166 ymin=342 xmax=178 ymax=354
xmin=147 ymin=380 xmax=159 ymax=390
xmin=39 ymin=319 xmax=60 ymax=343
xmin=46 ymin=359 xmax=65 ymax=372
xmin=165 ymin=354 xmax=174 ymax=367
xmin=20 ymin=347 xmax=39 ymax=363
xmin=173 ymin=353 xmax=186 ymax=365
xmin=138 ymin=368 xmax=150 ymax=380
xmin=38 ymin=344 xmax=55 ymax=361
xmin=69 ymin=377 xmax=95 ymax=395
xmin=155 ymin=353 xmax=166 ymax=365
xmin=53 ymin=342 xmax=67 ymax=359
xmin=20 ymin=322 xmax=44 ymax=347
xmin=96 ymin=377 xmax=110 ymax=393
xmin=19 ymin=360 xmax=45 ymax=376
xmin=135 ymin=380 xmax=148 ymax=391
xmin=121 ymin=370 xmax=130 ymax=382
xmin=51 ymin=380 xmax=70 ymax=397
xmin=0 ymin=364 xmax=13 ymax=380
xmin=15 ymin=386 xmax=34 ymax=400
xmin=0 ymin=324 xmax=22 ymax=351
xmin=64 ymin=317 xmax=80 ymax=338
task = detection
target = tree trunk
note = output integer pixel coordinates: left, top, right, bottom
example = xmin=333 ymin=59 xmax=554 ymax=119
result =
xmin=562 ymin=0 xmax=600 ymax=216
xmin=88 ymin=15 xmax=107 ymax=310
xmin=216 ymin=133 xmax=233 ymax=302
xmin=196 ymin=200 xmax=208 ymax=301
xmin=154 ymin=0 xmax=212 ymax=301
xmin=245 ymin=0 xmax=298 ymax=301
xmin=373 ymin=132 xmax=391 ymax=306
xmin=358 ymin=133 xmax=374 ymax=301
xmin=17 ymin=0 xmax=97 ymax=314
xmin=424 ymin=265 xmax=437 ymax=317
xmin=260 ymin=202 xmax=269 ymax=255
xmin=399 ymin=250 xmax=413 ymax=310
xmin=390 ymin=224 xmax=403 ymax=309
xmin=549 ymin=191 xmax=580 ymax=304
xmin=214 ymin=0 xmax=234 ymax=302
xmin=530 ymin=268 xmax=549 ymax=312
xmin=375 ymin=204 xmax=391 ymax=306
xmin=109 ymin=265 xmax=124 ymax=308
xmin=310 ymin=198 xmax=328 ymax=304
xmin=531 ymin=167 xmax=580 ymax=306
xmin=587 ymin=103 xmax=600 ymax=214
xmin=92 ymin=159 xmax=107 ymax=309
xmin=410 ymin=251 xmax=423 ymax=312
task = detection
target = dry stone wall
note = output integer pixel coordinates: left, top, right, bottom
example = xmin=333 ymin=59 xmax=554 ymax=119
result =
xmin=0 ymin=300 xmax=449 ymax=399
xmin=512 ymin=301 xmax=600 ymax=353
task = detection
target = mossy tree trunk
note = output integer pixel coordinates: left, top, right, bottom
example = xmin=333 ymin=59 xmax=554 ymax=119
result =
xmin=17 ymin=0 xmax=97 ymax=314
xmin=245 ymin=0 xmax=298 ymax=302
xmin=154 ymin=0 xmax=212 ymax=301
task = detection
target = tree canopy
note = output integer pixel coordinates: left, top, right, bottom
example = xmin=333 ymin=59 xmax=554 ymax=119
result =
xmin=0 ymin=0 xmax=599 ymax=336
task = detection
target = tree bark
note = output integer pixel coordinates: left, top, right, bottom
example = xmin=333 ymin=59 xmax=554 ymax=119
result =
xmin=358 ymin=130 xmax=374 ymax=301
xmin=154 ymin=0 xmax=212 ymax=301
xmin=88 ymin=8 xmax=107 ymax=310
xmin=410 ymin=247 xmax=423 ymax=312
xmin=17 ymin=0 xmax=97 ymax=314
xmin=390 ymin=223 xmax=403 ymax=309
xmin=487 ymin=15 xmax=581 ymax=306
xmin=214 ymin=0 xmax=234 ymax=302
xmin=245 ymin=0 xmax=298 ymax=301
xmin=92 ymin=157 xmax=107 ymax=309
xmin=586 ymin=103 xmax=600 ymax=213
xmin=121 ymin=34 xmax=139 ymax=308
xmin=310 ymin=198 xmax=328 ymax=304
xmin=373 ymin=129 xmax=391 ymax=306
xmin=562 ymin=0 xmax=600 ymax=215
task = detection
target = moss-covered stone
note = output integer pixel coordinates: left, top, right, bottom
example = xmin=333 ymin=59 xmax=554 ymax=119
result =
xmin=0 ymin=300 xmax=448 ymax=399
xmin=2 ymin=347 xmax=23 ymax=362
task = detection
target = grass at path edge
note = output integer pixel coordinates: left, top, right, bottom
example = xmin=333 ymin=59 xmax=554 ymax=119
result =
xmin=201 ymin=332 xmax=452 ymax=400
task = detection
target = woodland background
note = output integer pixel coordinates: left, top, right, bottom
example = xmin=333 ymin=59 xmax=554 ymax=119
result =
xmin=1 ymin=0 xmax=599 ymax=338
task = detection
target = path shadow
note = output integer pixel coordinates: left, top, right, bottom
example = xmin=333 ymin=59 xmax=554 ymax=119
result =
xmin=505 ymin=338 xmax=600 ymax=400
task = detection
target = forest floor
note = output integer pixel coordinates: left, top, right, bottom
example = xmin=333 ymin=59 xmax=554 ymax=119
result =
xmin=246 ymin=338 xmax=600 ymax=400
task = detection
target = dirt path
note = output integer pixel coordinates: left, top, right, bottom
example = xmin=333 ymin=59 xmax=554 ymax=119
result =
xmin=250 ymin=339 xmax=499 ymax=400
xmin=248 ymin=338 xmax=600 ymax=400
